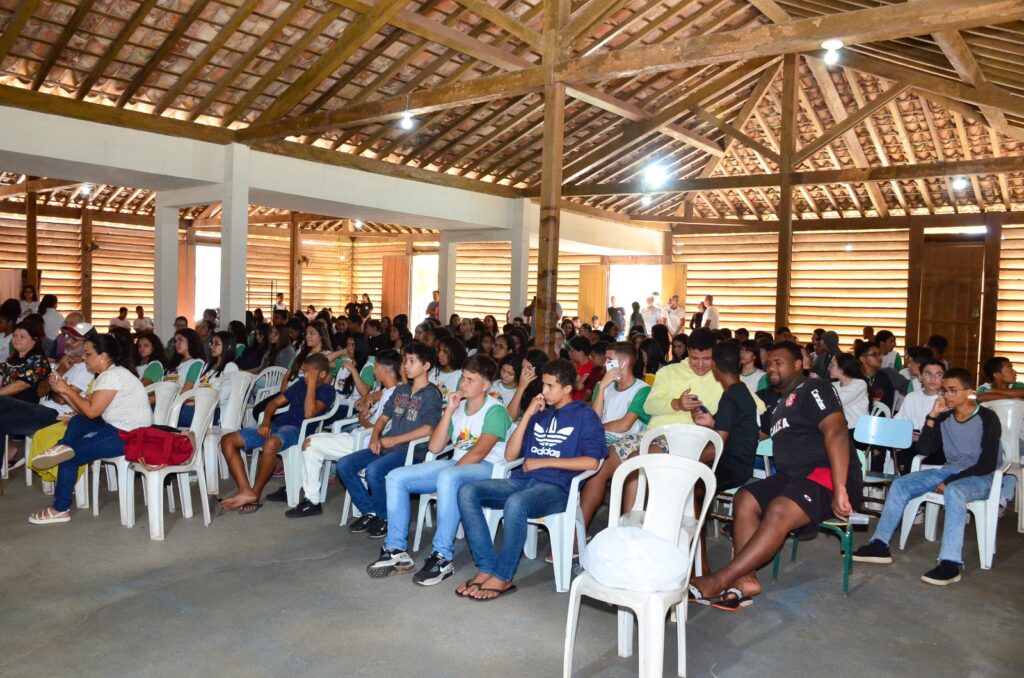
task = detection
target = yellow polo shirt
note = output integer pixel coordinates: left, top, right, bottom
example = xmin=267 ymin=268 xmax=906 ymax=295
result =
xmin=644 ymin=360 xmax=725 ymax=428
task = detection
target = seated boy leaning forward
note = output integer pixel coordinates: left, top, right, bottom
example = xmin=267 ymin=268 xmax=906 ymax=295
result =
xmin=219 ymin=353 xmax=336 ymax=512
xmin=282 ymin=349 xmax=402 ymax=517
xmin=456 ymin=358 xmax=607 ymax=601
xmin=367 ymin=354 xmax=512 ymax=585
xmin=853 ymin=368 xmax=1002 ymax=585
xmin=689 ymin=341 xmax=855 ymax=610
xmin=336 ymin=341 xmax=444 ymax=539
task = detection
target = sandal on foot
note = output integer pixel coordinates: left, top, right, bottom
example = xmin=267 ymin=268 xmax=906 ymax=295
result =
xmin=473 ymin=585 xmax=518 ymax=601
xmin=239 ymin=502 xmax=263 ymax=514
xmin=455 ymin=579 xmax=482 ymax=598
xmin=28 ymin=507 xmax=71 ymax=525
xmin=31 ymin=445 xmax=75 ymax=470
xmin=710 ymin=587 xmax=753 ymax=612
xmin=687 ymin=584 xmax=718 ymax=606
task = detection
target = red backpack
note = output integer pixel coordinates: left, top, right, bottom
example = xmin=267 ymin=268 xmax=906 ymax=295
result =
xmin=120 ymin=426 xmax=197 ymax=469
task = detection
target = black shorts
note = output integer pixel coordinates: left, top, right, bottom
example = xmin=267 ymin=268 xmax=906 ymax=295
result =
xmin=741 ymin=473 xmax=834 ymax=527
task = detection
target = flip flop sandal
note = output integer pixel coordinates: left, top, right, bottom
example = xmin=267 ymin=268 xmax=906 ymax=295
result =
xmin=28 ymin=508 xmax=71 ymax=525
xmin=710 ymin=587 xmax=753 ymax=612
xmin=687 ymin=584 xmax=718 ymax=606
xmin=239 ymin=502 xmax=263 ymax=514
xmin=473 ymin=585 xmax=518 ymax=601
xmin=455 ymin=579 xmax=482 ymax=598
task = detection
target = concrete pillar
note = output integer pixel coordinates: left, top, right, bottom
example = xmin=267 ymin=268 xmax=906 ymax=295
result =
xmin=438 ymin=234 xmax=457 ymax=324
xmin=510 ymin=201 xmax=531 ymax=322
xmin=219 ymin=144 xmax=250 ymax=325
xmin=153 ymin=197 xmax=180 ymax=339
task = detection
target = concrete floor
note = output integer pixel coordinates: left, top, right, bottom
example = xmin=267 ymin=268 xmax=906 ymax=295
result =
xmin=1 ymin=472 xmax=1023 ymax=678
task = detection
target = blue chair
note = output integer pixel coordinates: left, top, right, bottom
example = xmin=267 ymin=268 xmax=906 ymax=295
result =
xmin=854 ymin=415 xmax=913 ymax=485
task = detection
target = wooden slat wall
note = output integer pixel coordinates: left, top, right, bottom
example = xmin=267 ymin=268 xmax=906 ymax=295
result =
xmin=527 ymin=250 xmax=602 ymax=320
xmin=38 ymin=219 xmax=82 ymax=313
xmin=302 ymin=236 xmax=352 ymax=314
xmin=672 ymin=232 xmax=779 ymax=332
xmin=996 ymin=225 xmax=1024 ymax=366
xmin=792 ymin=229 xmax=908 ymax=348
xmin=246 ymin=230 xmax=290 ymax=312
xmin=454 ymin=242 xmax=512 ymax=318
xmin=352 ymin=241 xmax=405 ymax=313
xmin=92 ymin=222 xmax=154 ymax=323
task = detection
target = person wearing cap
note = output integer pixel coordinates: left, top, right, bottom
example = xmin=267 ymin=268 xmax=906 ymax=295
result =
xmin=52 ymin=312 xmax=84 ymax=361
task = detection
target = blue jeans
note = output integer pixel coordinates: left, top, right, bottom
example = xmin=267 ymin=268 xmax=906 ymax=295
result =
xmin=457 ymin=477 xmax=569 ymax=582
xmin=54 ymin=416 xmax=125 ymax=512
xmin=872 ymin=467 xmax=994 ymax=564
xmin=385 ymin=460 xmax=493 ymax=559
xmin=335 ymin=443 xmax=429 ymax=518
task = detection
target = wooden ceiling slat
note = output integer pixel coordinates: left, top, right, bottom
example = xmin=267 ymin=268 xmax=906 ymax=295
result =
xmin=31 ymin=0 xmax=96 ymax=91
xmin=74 ymin=0 xmax=160 ymax=100
xmin=0 ymin=0 xmax=41 ymax=64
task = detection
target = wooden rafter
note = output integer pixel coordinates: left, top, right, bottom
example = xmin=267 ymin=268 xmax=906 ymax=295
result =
xmin=450 ymin=0 xmax=543 ymax=51
xmin=31 ymin=0 xmax=96 ymax=91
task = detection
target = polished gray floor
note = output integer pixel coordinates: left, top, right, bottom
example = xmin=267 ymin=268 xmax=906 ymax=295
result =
xmin=1 ymin=472 xmax=1022 ymax=677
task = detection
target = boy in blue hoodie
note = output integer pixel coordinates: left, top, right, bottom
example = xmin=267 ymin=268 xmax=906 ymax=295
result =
xmin=456 ymin=359 xmax=607 ymax=600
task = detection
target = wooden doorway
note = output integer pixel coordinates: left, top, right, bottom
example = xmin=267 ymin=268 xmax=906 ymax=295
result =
xmin=381 ymin=255 xmax=410 ymax=319
xmin=915 ymin=238 xmax=984 ymax=377
xmin=578 ymin=264 xmax=608 ymax=325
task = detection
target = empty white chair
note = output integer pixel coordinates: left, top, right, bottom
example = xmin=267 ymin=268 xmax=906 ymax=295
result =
xmin=201 ymin=371 xmax=255 ymax=494
xmin=980 ymin=399 xmax=1024 ymax=533
xmin=870 ymin=400 xmax=892 ymax=419
xmin=2 ymin=432 xmax=33 ymax=486
xmin=564 ymin=455 xmax=716 ymax=678
xmin=125 ymin=387 xmax=219 ymax=540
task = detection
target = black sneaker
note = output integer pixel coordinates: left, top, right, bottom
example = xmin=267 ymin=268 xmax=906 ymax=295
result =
xmin=852 ymin=539 xmax=893 ymax=564
xmin=413 ymin=551 xmax=455 ymax=586
xmin=285 ymin=498 xmax=323 ymax=518
xmin=365 ymin=516 xmax=388 ymax=539
xmin=921 ymin=560 xmax=962 ymax=586
xmin=367 ymin=547 xmax=415 ymax=578
xmin=348 ymin=514 xmax=375 ymax=533
xmin=265 ymin=487 xmax=288 ymax=503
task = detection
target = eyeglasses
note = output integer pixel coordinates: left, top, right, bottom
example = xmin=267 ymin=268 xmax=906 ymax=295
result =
xmin=863 ymin=352 xmax=880 ymax=358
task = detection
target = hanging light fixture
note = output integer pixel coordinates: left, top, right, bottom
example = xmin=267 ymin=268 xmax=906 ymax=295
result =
xmin=399 ymin=111 xmax=415 ymax=131
xmin=822 ymin=39 xmax=844 ymax=66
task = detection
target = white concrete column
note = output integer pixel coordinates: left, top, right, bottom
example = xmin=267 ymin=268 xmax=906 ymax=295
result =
xmin=153 ymin=197 xmax=180 ymax=339
xmin=219 ymin=144 xmax=250 ymax=325
xmin=438 ymin=234 xmax=457 ymax=323
xmin=510 ymin=200 xmax=531 ymax=322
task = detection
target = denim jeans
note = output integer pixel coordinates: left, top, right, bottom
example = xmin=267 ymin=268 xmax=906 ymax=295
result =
xmin=457 ymin=477 xmax=569 ymax=582
xmin=384 ymin=460 xmax=493 ymax=559
xmin=0 ymin=395 xmax=58 ymax=437
xmin=335 ymin=443 xmax=429 ymax=518
xmin=54 ymin=416 xmax=125 ymax=512
xmin=872 ymin=466 xmax=995 ymax=564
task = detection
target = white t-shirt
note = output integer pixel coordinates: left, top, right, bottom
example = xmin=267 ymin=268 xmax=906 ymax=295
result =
xmin=448 ymin=396 xmax=512 ymax=463
xmin=833 ymin=379 xmax=869 ymax=431
xmin=198 ymin=361 xmax=239 ymax=409
xmin=40 ymin=361 xmax=94 ymax=415
xmin=702 ymin=304 xmax=720 ymax=330
xmin=433 ymin=368 xmax=462 ymax=402
xmin=109 ymin=317 xmax=132 ymax=330
xmin=491 ymin=382 xmax=517 ymax=406
xmin=640 ymin=305 xmax=661 ymax=333
xmin=42 ymin=308 xmax=64 ymax=340
xmin=19 ymin=300 xmax=38 ymax=320
xmin=133 ymin=316 xmax=154 ymax=333
xmin=92 ymin=365 xmax=152 ymax=431
xmin=881 ymin=351 xmax=898 ymax=369
xmin=0 ymin=331 xmax=11 ymax=363
xmin=599 ymin=379 xmax=650 ymax=442
xmin=660 ymin=306 xmax=685 ymax=335
xmin=368 ymin=386 xmax=397 ymax=427
xmin=740 ymin=369 xmax=765 ymax=394
xmin=895 ymin=390 xmax=938 ymax=431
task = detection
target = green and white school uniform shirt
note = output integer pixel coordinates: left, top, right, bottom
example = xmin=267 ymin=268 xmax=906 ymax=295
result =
xmin=448 ymin=396 xmax=512 ymax=463
xmin=977 ymin=382 xmax=1024 ymax=394
xmin=433 ymin=368 xmax=463 ymax=402
xmin=597 ymin=379 xmax=651 ymax=443
xmin=491 ymin=382 xmax=517 ymax=405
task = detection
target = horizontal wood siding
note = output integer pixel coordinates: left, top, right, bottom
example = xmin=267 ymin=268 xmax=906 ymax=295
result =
xmin=246 ymin=230 xmax=290 ymax=312
xmin=527 ymin=250 xmax=602 ymax=320
xmin=352 ymin=241 xmax=406 ymax=313
xmin=302 ymin=236 xmax=352 ymax=313
xmin=672 ymin=232 xmax=779 ymax=332
xmin=454 ymin=242 xmax=511 ymax=318
xmin=92 ymin=222 xmax=154 ymax=323
xmin=792 ymin=229 xmax=908 ymax=348
xmin=996 ymin=225 xmax=1024 ymax=366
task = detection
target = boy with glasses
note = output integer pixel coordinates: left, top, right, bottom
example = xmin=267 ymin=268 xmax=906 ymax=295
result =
xmin=855 ymin=340 xmax=895 ymax=411
xmin=853 ymin=369 xmax=1002 ymax=585
xmin=894 ymin=359 xmax=945 ymax=474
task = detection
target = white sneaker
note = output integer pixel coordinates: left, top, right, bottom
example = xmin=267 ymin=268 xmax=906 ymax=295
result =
xmin=913 ymin=507 xmax=925 ymax=525
xmin=999 ymin=499 xmax=1008 ymax=518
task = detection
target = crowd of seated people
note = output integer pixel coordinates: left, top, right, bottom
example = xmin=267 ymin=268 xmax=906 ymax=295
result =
xmin=2 ymin=286 xmax=1018 ymax=601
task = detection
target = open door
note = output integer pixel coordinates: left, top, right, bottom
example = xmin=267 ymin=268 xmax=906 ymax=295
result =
xmin=382 ymin=254 xmax=411 ymax=319
xmin=578 ymin=264 xmax=608 ymax=323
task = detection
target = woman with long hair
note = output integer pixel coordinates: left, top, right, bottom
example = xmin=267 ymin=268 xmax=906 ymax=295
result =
xmin=19 ymin=284 xmax=39 ymax=319
xmin=638 ymin=337 xmax=666 ymax=376
xmin=0 ymin=320 xmax=51 ymax=403
xmin=830 ymin=352 xmax=869 ymax=432
xmin=134 ymin=333 xmax=168 ymax=385
xmin=260 ymin=324 xmax=295 ymax=371
xmin=28 ymin=333 xmax=151 ymax=524
xmin=434 ymin=336 xmax=468 ymax=401
xmin=493 ymin=334 xmax=514 ymax=362
xmin=739 ymin=339 xmax=766 ymax=392
xmin=650 ymin=323 xmax=671 ymax=361
xmin=238 ymin=323 xmax=269 ymax=370
xmin=37 ymin=294 xmax=63 ymax=341
xmin=483 ymin=314 xmax=499 ymax=336
xmin=628 ymin=301 xmax=645 ymax=335
xmin=168 ymin=327 xmax=206 ymax=392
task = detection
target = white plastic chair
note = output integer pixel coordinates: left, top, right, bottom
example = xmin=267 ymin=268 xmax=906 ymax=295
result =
xmin=339 ymin=435 xmax=431 ymax=526
xmin=897 ymin=461 xmax=1008 ymax=569
xmin=980 ymin=399 xmax=1024 ymax=533
xmin=280 ymin=412 xmax=360 ymax=507
xmin=870 ymin=400 xmax=892 ymax=418
xmin=248 ymin=395 xmax=341 ymax=490
xmin=124 ymin=387 xmax=219 ymax=540
xmin=564 ymin=455 xmax=716 ymax=678
xmin=2 ymin=432 xmax=33 ymax=486
xmin=201 ymin=371 xmax=255 ymax=494
xmin=146 ymin=381 xmax=180 ymax=426
xmin=244 ymin=366 xmax=288 ymax=427
xmin=166 ymin=358 xmax=204 ymax=393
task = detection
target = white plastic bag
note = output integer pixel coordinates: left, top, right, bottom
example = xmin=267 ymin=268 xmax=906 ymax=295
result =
xmin=581 ymin=526 xmax=689 ymax=592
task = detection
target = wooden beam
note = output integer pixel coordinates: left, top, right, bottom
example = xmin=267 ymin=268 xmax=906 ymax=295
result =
xmin=31 ymin=0 xmax=95 ymax=90
xmin=561 ymin=148 xmax=1024 ymax=196
xmin=690 ymin=106 xmax=781 ymax=163
xmin=0 ymin=0 xmax=41 ymax=64
xmin=980 ymin=212 xmax=1004 ymax=363
xmin=26 ymin=187 xmax=38 ymax=289
xmin=116 ymin=0 xmax=211 ymax=108
xmin=658 ymin=211 xmax=1024 ymax=231
xmin=793 ymin=83 xmax=910 ymax=166
xmin=75 ymin=0 xmax=160 ymax=99
xmin=253 ymin=0 xmax=409 ymax=124
xmin=80 ymin=209 xmax=93 ymax=321
xmin=0 ymin=85 xmax=233 ymax=144
xmin=775 ymin=54 xmax=797 ymax=330
xmin=565 ymin=0 xmax=623 ymax=43
xmin=0 ymin=179 xmax=80 ymax=199
xmin=252 ymin=139 xmax=524 ymax=198
xmin=289 ymin=212 xmax=302 ymax=309
xmin=904 ymin=223 xmax=924 ymax=347
xmin=450 ymin=0 xmax=543 ymax=50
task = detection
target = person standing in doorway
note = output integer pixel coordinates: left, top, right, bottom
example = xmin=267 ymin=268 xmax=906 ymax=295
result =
xmin=426 ymin=290 xmax=440 ymax=320
xmin=702 ymin=295 xmax=720 ymax=330
xmin=689 ymin=300 xmax=704 ymax=331
xmin=607 ymin=297 xmax=626 ymax=340
xmin=660 ymin=294 xmax=685 ymax=336
xmin=640 ymin=295 xmax=660 ymax=333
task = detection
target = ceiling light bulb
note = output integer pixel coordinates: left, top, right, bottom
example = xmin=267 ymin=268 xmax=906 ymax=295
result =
xmin=642 ymin=164 xmax=668 ymax=189
xmin=353 ymin=220 xmax=364 ymax=230
xmin=823 ymin=49 xmax=840 ymax=66
xmin=641 ymin=195 xmax=653 ymax=207
xmin=399 ymin=111 xmax=415 ymax=131
xmin=821 ymin=39 xmax=844 ymax=52
xmin=952 ymin=176 xmax=970 ymax=191
xmin=80 ymin=183 xmax=92 ymax=196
